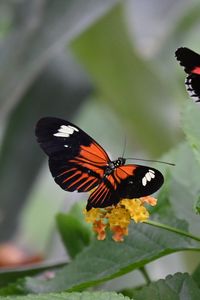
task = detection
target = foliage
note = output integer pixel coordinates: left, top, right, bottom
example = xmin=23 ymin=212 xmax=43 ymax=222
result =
xmin=0 ymin=1 xmax=200 ymax=299
xmin=0 ymin=291 xmax=130 ymax=300
xmin=126 ymin=273 xmax=200 ymax=300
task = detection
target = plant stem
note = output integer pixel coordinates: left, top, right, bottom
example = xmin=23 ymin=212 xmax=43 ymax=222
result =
xmin=139 ymin=266 xmax=151 ymax=284
xmin=144 ymin=220 xmax=200 ymax=242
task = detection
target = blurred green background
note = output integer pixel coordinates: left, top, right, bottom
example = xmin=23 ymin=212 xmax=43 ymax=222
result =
xmin=0 ymin=0 xmax=200 ymax=290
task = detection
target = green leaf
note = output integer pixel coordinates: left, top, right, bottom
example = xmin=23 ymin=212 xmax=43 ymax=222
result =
xmin=182 ymin=102 xmax=200 ymax=165
xmin=149 ymin=171 xmax=173 ymax=216
xmin=68 ymin=201 xmax=88 ymax=224
xmin=0 ymin=0 xmax=119 ymax=241
xmin=0 ymin=0 xmax=118 ymax=115
xmin=56 ymin=212 xmax=91 ymax=259
xmin=147 ymin=214 xmax=189 ymax=234
xmin=0 ymin=280 xmax=26 ymax=297
xmin=194 ymin=196 xmax=200 ymax=215
xmin=168 ymin=142 xmax=200 ymax=235
xmin=192 ymin=263 xmax=200 ymax=288
xmin=72 ymin=4 xmax=174 ymax=156
xmin=13 ymin=221 xmax=200 ymax=294
xmin=0 ymin=260 xmax=66 ymax=288
xmin=0 ymin=291 xmax=131 ymax=300
xmin=160 ymin=2 xmax=200 ymax=58
xmin=131 ymin=273 xmax=200 ymax=300
xmin=0 ymin=55 xmax=91 ymax=242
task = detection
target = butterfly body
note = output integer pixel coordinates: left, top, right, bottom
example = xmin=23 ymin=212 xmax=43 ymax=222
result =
xmin=175 ymin=47 xmax=200 ymax=102
xmin=36 ymin=117 xmax=164 ymax=210
xmin=104 ymin=157 xmax=125 ymax=175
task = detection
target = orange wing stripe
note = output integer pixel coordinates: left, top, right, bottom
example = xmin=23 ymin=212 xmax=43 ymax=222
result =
xmin=58 ymin=168 xmax=77 ymax=177
xmin=69 ymin=159 xmax=105 ymax=178
xmin=76 ymin=177 xmax=97 ymax=190
xmin=115 ymin=165 xmax=136 ymax=179
xmin=100 ymin=188 xmax=110 ymax=204
xmin=89 ymin=183 xmax=110 ymax=204
xmin=67 ymin=173 xmax=92 ymax=189
xmin=89 ymin=184 xmax=105 ymax=203
xmin=106 ymin=175 xmax=117 ymax=189
xmin=62 ymin=171 xmax=81 ymax=183
xmin=80 ymin=142 xmax=109 ymax=164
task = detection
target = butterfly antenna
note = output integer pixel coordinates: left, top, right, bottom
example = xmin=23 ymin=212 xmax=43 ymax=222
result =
xmin=126 ymin=157 xmax=175 ymax=166
xmin=121 ymin=135 xmax=127 ymax=158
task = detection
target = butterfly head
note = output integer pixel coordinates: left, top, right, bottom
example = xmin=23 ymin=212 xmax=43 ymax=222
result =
xmin=109 ymin=157 xmax=126 ymax=169
xmin=105 ymin=157 xmax=126 ymax=176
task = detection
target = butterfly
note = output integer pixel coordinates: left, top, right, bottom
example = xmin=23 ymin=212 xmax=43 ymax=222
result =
xmin=35 ymin=117 xmax=164 ymax=210
xmin=175 ymin=47 xmax=200 ymax=102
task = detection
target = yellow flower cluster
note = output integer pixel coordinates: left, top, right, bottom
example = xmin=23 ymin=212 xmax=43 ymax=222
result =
xmin=121 ymin=199 xmax=149 ymax=223
xmin=106 ymin=206 xmax=131 ymax=228
xmin=83 ymin=196 xmax=157 ymax=242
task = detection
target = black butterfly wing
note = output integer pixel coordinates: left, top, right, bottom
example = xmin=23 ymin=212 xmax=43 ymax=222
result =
xmin=35 ymin=117 xmax=110 ymax=193
xmin=175 ymin=47 xmax=200 ymax=102
xmin=114 ymin=165 xmax=164 ymax=199
xmin=86 ymin=164 xmax=164 ymax=210
xmin=86 ymin=179 xmax=119 ymax=210
xmin=175 ymin=47 xmax=200 ymax=74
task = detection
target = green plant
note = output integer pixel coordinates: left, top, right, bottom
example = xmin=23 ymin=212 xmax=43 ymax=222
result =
xmin=0 ymin=1 xmax=200 ymax=299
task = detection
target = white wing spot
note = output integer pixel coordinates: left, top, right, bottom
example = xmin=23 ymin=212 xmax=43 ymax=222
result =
xmin=149 ymin=172 xmax=155 ymax=179
xmin=149 ymin=169 xmax=155 ymax=178
xmin=53 ymin=125 xmax=79 ymax=138
xmin=142 ymin=177 xmax=147 ymax=186
xmin=68 ymin=125 xmax=79 ymax=132
xmin=142 ymin=170 xmax=155 ymax=186
xmin=145 ymin=172 xmax=151 ymax=182
xmin=185 ymin=76 xmax=200 ymax=102
xmin=64 ymin=145 xmax=68 ymax=148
